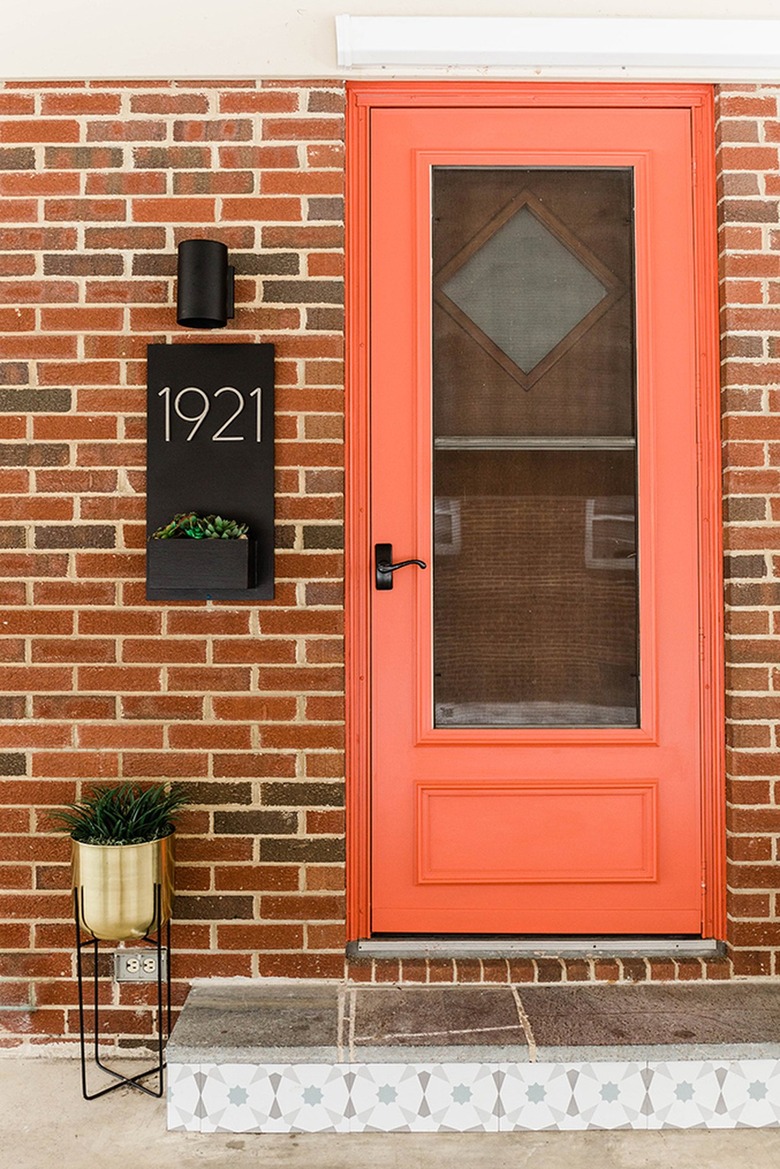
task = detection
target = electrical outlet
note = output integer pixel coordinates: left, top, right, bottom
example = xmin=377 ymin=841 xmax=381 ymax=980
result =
xmin=113 ymin=949 xmax=167 ymax=982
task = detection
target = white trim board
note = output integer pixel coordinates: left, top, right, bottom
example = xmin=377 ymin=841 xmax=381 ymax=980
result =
xmin=337 ymin=16 xmax=780 ymax=80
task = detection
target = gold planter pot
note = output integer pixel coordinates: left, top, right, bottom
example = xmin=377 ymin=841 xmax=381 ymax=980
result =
xmin=72 ymin=834 xmax=175 ymax=941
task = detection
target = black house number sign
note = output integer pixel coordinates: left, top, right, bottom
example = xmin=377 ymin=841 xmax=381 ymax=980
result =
xmin=146 ymin=343 xmax=275 ymax=600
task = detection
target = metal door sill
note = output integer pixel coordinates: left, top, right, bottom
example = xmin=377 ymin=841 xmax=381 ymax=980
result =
xmin=348 ymin=937 xmax=724 ymax=960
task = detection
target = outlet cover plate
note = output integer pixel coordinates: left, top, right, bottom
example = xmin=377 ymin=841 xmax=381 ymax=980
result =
xmin=114 ymin=949 xmax=168 ymax=982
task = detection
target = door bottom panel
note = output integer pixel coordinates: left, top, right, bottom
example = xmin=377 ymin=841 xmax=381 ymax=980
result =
xmin=417 ymin=780 xmax=657 ymax=884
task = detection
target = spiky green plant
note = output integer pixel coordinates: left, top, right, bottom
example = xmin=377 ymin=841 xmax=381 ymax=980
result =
xmin=50 ymin=781 xmax=191 ymax=846
xmin=151 ymin=512 xmax=249 ymax=540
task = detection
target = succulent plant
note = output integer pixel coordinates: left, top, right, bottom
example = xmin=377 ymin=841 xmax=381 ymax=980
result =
xmin=50 ymin=781 xmax=191 ymax=846
xmin=151 ymin=512 xmax=249 ymax=540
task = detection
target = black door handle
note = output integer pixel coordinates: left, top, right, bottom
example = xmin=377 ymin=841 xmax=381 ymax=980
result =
xmin=375 ymin=543 xmax=427 ymax=590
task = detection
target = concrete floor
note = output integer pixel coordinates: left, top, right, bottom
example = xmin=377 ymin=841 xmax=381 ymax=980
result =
xmin=3 ymin=1059 xmax=780 ymax=1169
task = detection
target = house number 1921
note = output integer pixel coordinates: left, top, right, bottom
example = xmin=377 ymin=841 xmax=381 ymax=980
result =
xmin=157 ymin=385 xmax=263 ymax=442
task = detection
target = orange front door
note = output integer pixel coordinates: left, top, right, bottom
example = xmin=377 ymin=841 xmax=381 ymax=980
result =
xmin=365 ymin=90 xmax=718 ymax=936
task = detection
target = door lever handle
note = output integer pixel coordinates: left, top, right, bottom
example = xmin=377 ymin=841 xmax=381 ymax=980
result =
xmin=375 ymin=543 xmax=427 ymax=590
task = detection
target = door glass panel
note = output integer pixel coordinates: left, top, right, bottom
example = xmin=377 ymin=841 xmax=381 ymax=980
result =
xmin=432 ymin=168 xmax=638 ymax=729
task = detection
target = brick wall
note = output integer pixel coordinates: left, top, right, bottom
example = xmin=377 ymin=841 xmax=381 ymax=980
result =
xmin=718 ymin=86 xmax=780 ymax=979
xmin=0 ymin=80 xmax=779 ymax=1052
xmin=0 ymin=80 xmax=347 ymax=1049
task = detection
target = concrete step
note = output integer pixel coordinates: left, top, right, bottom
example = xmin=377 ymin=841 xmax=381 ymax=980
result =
xmin=167 ymin=979 xmax=780 ymax=1133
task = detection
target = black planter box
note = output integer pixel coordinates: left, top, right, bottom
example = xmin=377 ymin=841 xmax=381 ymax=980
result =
xmin=147 ymin=539 xmax=251 ymax=594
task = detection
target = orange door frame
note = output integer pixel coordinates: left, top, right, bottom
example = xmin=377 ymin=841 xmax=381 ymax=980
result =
xmin=344 ymin=81 xmax=724 ymax=943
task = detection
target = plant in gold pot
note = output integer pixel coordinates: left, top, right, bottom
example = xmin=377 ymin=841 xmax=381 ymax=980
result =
xmin=51 ymin=781 xmax=190 ymax=942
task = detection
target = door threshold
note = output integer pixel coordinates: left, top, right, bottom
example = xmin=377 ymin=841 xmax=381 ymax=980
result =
xmin=348 ymin=937 xmax=724 ymax=960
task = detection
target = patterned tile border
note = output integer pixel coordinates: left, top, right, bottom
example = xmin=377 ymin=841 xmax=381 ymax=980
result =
xmin=168 ymin=1059 xmax=780 ymax=1132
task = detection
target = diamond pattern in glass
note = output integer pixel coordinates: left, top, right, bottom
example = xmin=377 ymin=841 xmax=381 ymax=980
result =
xmin=441 ymin=204 xmax=609 ymax=375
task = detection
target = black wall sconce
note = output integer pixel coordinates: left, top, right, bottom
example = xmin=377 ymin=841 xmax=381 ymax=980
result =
xmin=176 ymin=239 xmax=235 ymax=329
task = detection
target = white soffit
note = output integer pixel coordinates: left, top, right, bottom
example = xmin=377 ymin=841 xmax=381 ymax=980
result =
xmin=335 ymin=15 xmax=780 ymax=79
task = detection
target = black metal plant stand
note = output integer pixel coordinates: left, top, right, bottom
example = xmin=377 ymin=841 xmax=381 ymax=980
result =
xmin=73 ymin=883 xmax=172 ymax=1100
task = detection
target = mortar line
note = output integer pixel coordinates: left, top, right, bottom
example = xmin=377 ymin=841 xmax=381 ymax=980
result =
xmin=336 ymin=981 xmax=347 ymax=1062
xmin=348 ymin=986 xmax=357 ymax=1063
xmin=511 ymin=985 xmax=538 ymax=1063
xmin=367 ymin=1024 xmax=527 ymax=1041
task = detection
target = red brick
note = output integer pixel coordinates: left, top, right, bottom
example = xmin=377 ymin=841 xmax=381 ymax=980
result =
xmin=165 ymin=611 xmax=251 ymax=635
xmin=77 ymin=666 xmax=161 ymax=691
xmin=212 ymin=753 xmax=296 ymax=779
xmin=730 ymin=950 xmax=773 ymax=976
xmin=43 ymin=93 xmax=122 ymax=116
xmin=219 ymin=145 xmax=299 ymax=169
xmin=86 ymin=172 xmax=167 ymax=196
xmin=727 ymin=724 xmax=772 ymax=749
xmin=262 ymin=224 xmax=343 ymax=250
xmin=305 ymin=754 xmax=344 ymax=778
xmin=132 ymin=197 xmax=216 ymax=222
xmin=719 ymin=95 xmax=778 ymax=117
xmin=0 ymin=95 xmax=35 ymax=115
xmin=307 ymin=923 xmax=346 ymax=950
xmin=32 ymin=695 xmax=117 ymax=720
xmin=33 ymin=581 xmax=117 ymax=606
xmin=305 ymin=865 xmax=344 ymax=891
xmin=167 ymin=667 xmax=251 ymax=692
xmin=32 ymin=751 xmax=119 ymax=778
xmin=716 ymin=118 xmax=761 ymax=144
xmin=0 ymin=173 xmax=81 ymax=196
xmin=308 ymin=253 xmax=344 ymax=277
xmin=86 ymin=121 xmax=167 ymax=143
xmin=263 ymin=118 xmax=343 ymax=142
xmin=258 ymin=954 xmax=345 ymax=979
xmin=0 ymin=197 xmax=37 ymax=219
xmin=216 ymin=865 xmax=299 ymax=892
xmin=122 ymin=752 xmax=209 ymax=778
xmin=260 ymin=894 xmax=344 ymax=921
xmin=220 ymin=92 xmax=299 ymax=114
xmin=719 ymin=146 xmax=780 ymax=171
xmin=221 ymin=197 xmax=302 ymax=221
xmin=130 ymin=94 xmax=210 ymax=114
xmin=173 ymin=119 xmax=252 ymax=142
xmin=0 ymin=308 xmax=35 ymax=331
xmin=728 ymin=751 xmax=780 ymax=775
xmin=74 ymin=552 xmax=143 ymax=579
xmin=263 ymin=725 xmax=344 ymax=750
xmin=122 ymin=638 xmax=207 ymax=664
xmin=0 ymin=280 xmax=78 ymax=304
xmin=728 ymin=862 xmax=780 ymax=888
xmin=77 ymin=610 xmax=161 ymax=636
xmin=175 ymin=837 xmax=253 ymax=864
xmin=121 ymin=695 xmax=204 ymax=720
xmin=0 ymin=120 xmax=80 ymax=142
xmin=263 ymin=171 xmax=344 ymax=196
xmin=729 ymin=836 xmax=773 ymax=861
xmin=45 ymin=198 xmax=126 ymax=221
xmin=306 ymin=810 xmax=345 ymax=835
xmin=647 ymin=959 xmax=677 ymax=981
xmin=211 ymin=696 xmax=298 ymax=721
xmin=32 ymin=638 xmax=116 ymax=664
xmin=217 ymin=924 xmax=304 ymax=950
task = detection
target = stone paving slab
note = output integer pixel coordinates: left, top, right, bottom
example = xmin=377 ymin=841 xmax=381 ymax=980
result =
xmin=168 ymin=980 xmax=342 ymax=1062
xmin=520 ymin=983 xmax=780 ymax=1051
xmin=167 ymin=978 xmax=780 ymax=1066
xmin=351 ymin=986 xmax=529 ymax=1061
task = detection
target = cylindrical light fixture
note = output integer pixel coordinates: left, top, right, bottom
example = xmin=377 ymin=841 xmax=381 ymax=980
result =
xmin=176 ymin=239 xmax=235 ymax=329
